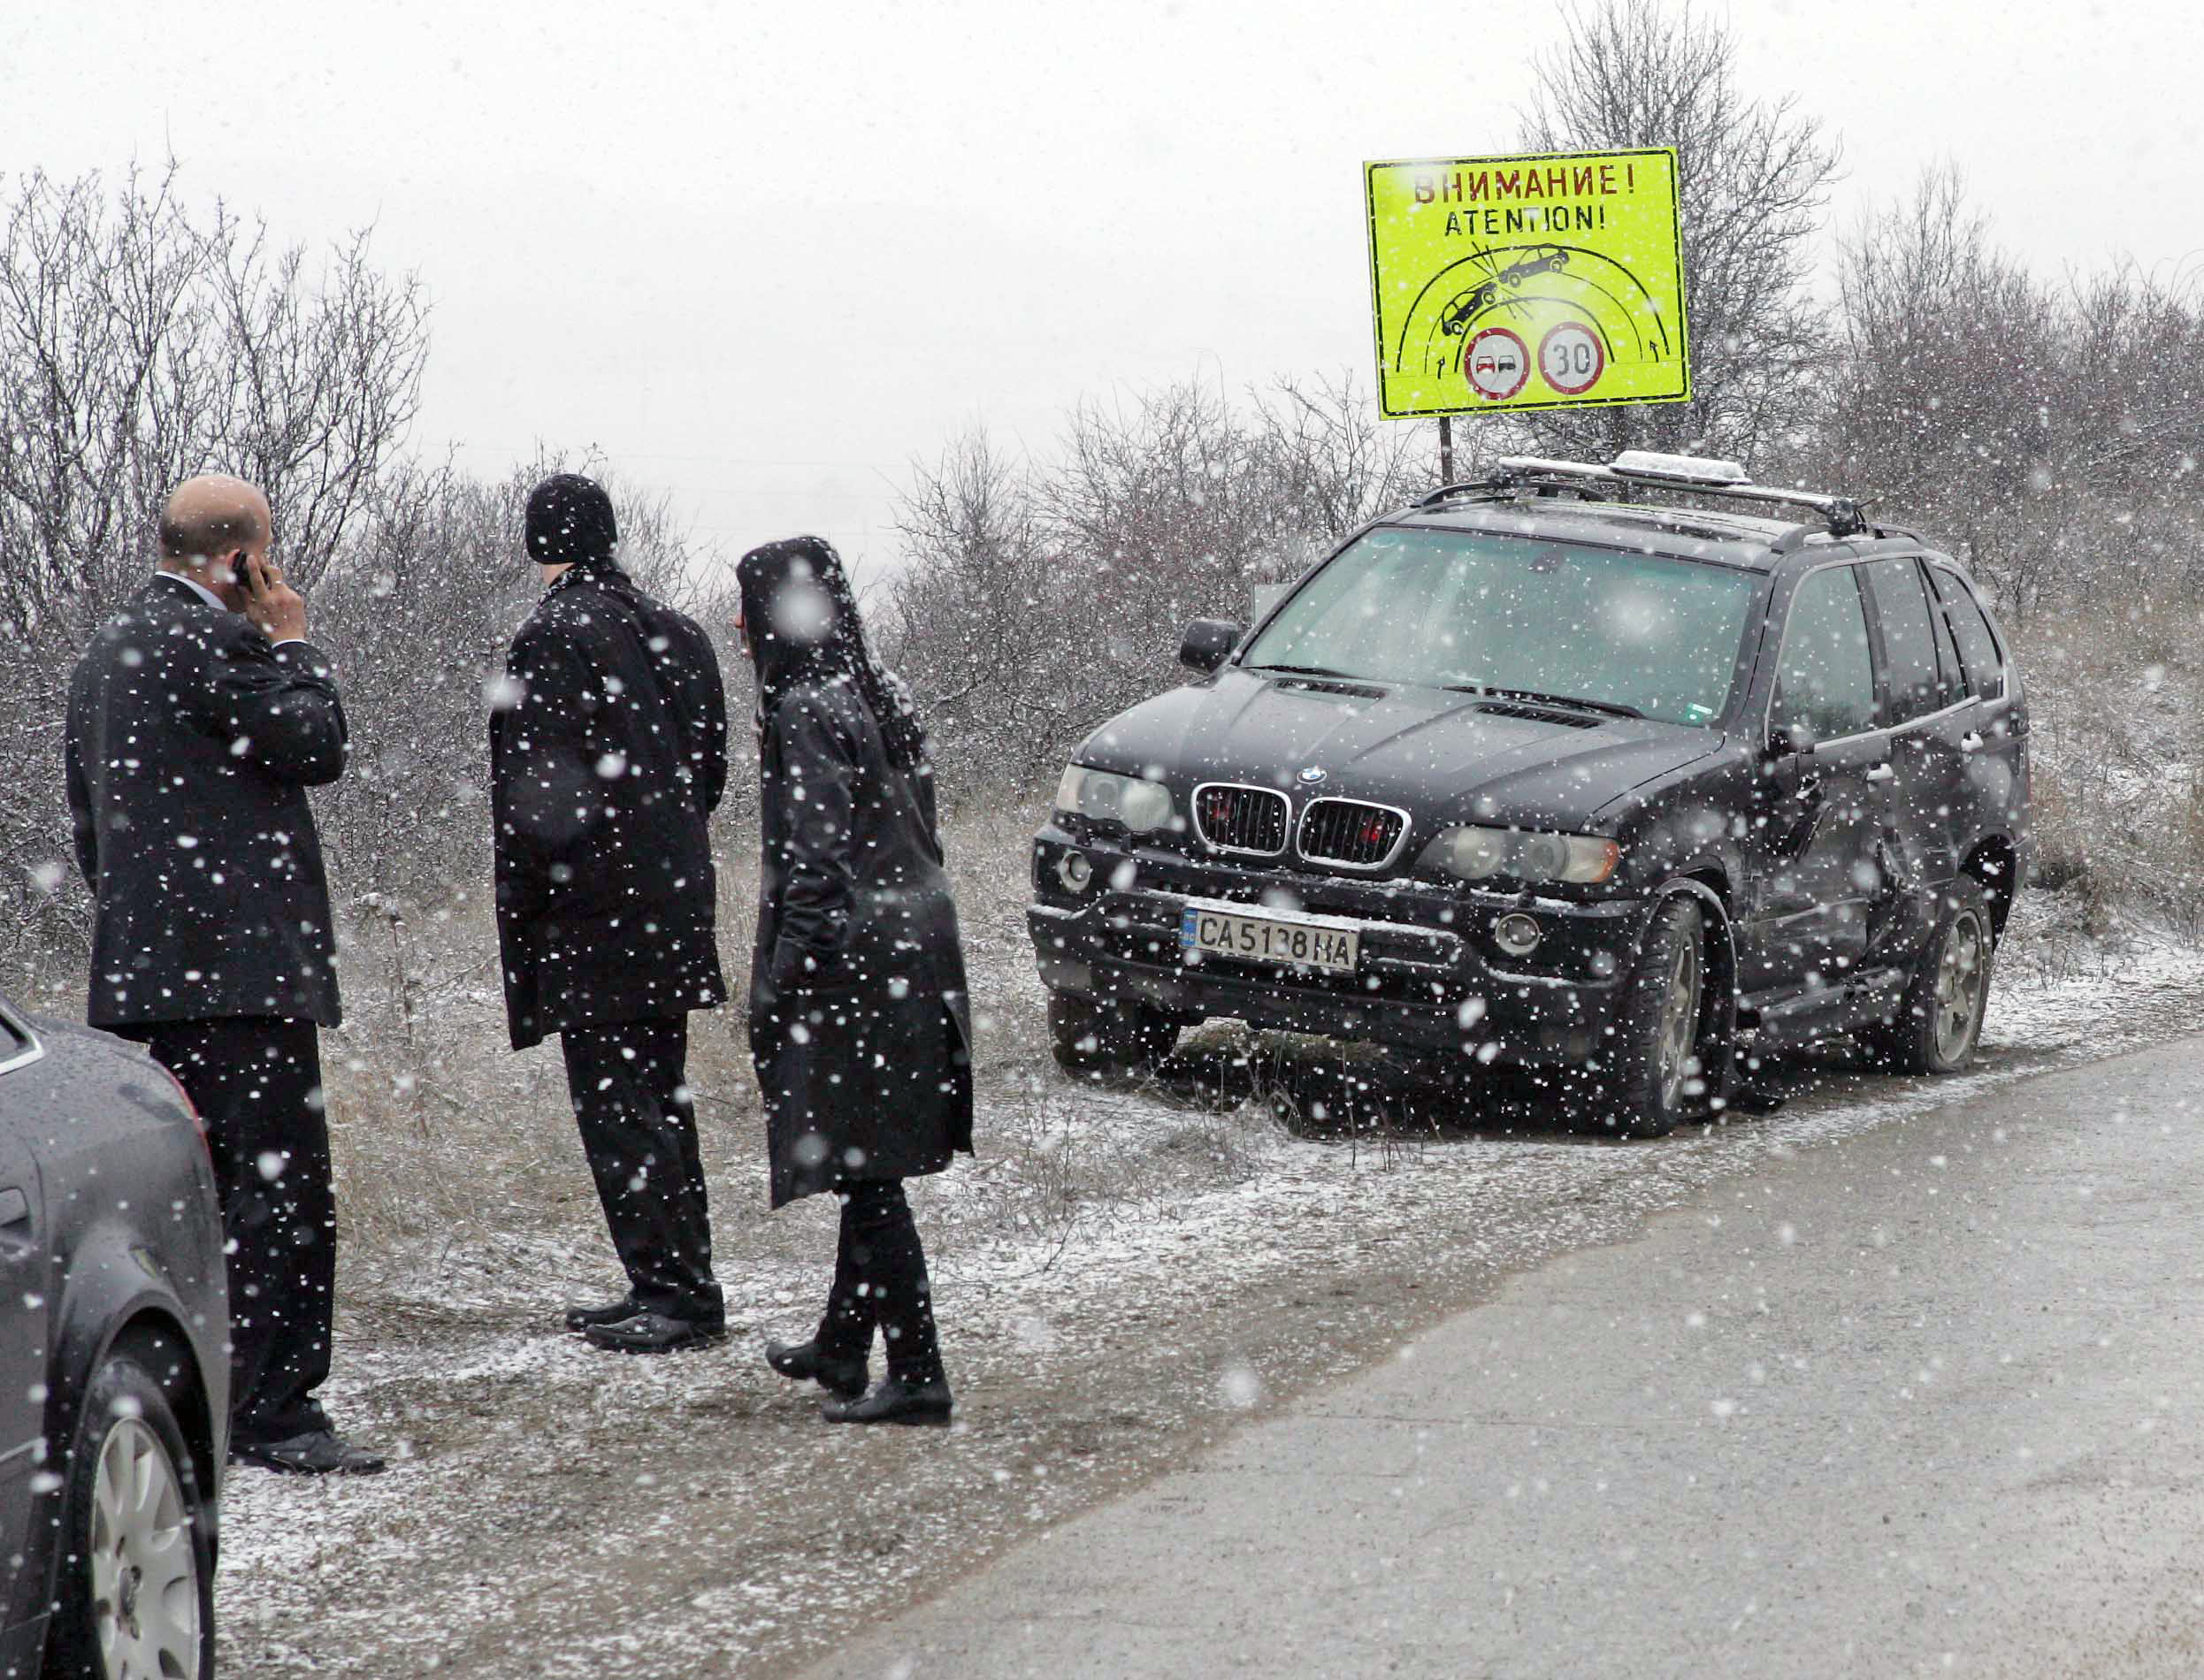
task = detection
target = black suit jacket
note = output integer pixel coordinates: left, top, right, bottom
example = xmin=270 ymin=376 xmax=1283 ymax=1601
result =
xmin=65 ymin=575 xmax=348 ymax=1028
xmin=489 ymin=569 xmax=729 ymax=1050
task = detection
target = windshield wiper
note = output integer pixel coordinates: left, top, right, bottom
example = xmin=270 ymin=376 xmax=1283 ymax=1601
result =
xmin=1446 ymin=684 xmax=1645 ymax=721
xmin=1245 ymin=662 xmax=1363 ymax=680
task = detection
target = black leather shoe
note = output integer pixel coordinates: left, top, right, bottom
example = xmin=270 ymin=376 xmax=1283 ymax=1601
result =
xmin=821 ymin=1377 xmax=953 ymax=1426
xmin=580 ymin=1311 xmax=727 ymax=1355
xmin=563 ymin=1294 xmax=640 ymax=1333
xmin=765 ymin=1339 xmax=869 ymax=1399
xmin=233 ymin=1429 xmax=387 ymax=1476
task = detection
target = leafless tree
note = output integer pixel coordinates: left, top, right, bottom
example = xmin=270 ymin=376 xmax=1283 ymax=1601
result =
xmin=0 ymin=164 xmax=427 ymax=636
xmin=1803 ymin=165 xmax=2204 ymax=617
xmin=0 ymin=164 xmax=428 ymax=989
xmin=1501 ymin=0 xmax=1840 ymax=467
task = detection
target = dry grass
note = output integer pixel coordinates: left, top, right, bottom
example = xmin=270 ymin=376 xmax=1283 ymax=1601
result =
xmin=318 ymin=790 xmax=1289 ymax=1295
xmin=2009 ymin=599 xmax=2204 ymax=940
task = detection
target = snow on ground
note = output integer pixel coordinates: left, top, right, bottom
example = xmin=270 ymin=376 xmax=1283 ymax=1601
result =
xmin=214 ymin=911 xmax=2204 ymax=1677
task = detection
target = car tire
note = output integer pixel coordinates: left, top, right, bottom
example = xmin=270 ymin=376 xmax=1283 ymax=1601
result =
xmin=1048 ymin=990 xmax=1179 ymax=1080
xmin=43 ymin=1352 xmax=217 ymax=1680
xmin=1576 ymin=897 xmax=1710 ymax=1140
xmin=1863 ymin=876 xmax=1994 ymax=1075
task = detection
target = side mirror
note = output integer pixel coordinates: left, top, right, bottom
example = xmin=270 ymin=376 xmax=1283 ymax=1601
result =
xmin=1179 ymin=618 xmax=1243 ymax=675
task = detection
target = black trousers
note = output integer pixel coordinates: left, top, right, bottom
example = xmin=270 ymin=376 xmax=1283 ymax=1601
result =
xmin=113 ymin=1017 xmax=333 ymax=1445
xmin=561 ymin=1016 xmax=723 ymax=1325
xmin=815 ymin=1180 xmax=944 ymax=1386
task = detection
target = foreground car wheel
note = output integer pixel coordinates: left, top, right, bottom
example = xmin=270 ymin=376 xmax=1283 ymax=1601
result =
xmin=1577 ymin=897 xmax=1710 ymax=1140
xmin=1865 ymin=876 xmax=1994 ymax=1075
xmin=45 ymin=1354 xmax=216 ymax=1680
xmin=1048 ymin=990 xmax=1179 ymax=1080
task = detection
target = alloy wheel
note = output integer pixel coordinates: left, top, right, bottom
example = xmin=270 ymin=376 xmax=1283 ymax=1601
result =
xmin=1932 ymin=910 xmax=1989 ymax=1065
xmin=88 ymin=1416 xmax=201 ymax=1680
xmin=1655 ymin=936 xmax=1703 ymax=1112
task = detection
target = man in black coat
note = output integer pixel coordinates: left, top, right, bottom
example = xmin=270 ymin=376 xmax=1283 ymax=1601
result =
xmin=491 ymin=474 xmax=731 ymax=1354
xmin=65 ymin=473 xmax=385 ymax=1475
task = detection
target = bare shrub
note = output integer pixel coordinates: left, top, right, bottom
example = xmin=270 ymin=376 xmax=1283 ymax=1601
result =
xmin=887 ymin=374 xmax=1425 ymax=790
xmin=1801 ymin=166 xmax=2204 ymax=622
xmin=2009 ymin=606 xmax=2204 ymax=934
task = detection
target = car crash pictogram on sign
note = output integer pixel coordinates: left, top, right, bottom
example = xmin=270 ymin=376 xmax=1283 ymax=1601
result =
xmin=1464 ymin=327 xmax=1531 ymax=401
xmin=1363 ymin=147 xmax=1689 ymax=417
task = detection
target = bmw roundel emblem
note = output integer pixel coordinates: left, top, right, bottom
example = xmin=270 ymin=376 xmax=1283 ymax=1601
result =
xmin=1297 ymin=766 xmax=1328 ymax=786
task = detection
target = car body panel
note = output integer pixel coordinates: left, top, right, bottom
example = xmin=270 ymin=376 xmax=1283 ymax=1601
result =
xmin=1081 ymin=668 xmax=1728 ymax=843
xmin=0 ymin=1001 xmax=228 ymax=1657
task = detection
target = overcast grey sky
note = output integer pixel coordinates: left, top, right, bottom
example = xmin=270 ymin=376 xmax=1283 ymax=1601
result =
xmin=7 ymin=0 xmax=2200 ymax=581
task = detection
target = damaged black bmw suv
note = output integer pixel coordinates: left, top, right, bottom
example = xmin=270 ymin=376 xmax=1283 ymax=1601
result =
xmin=1027 ymin=452 xmax=2029 ymax=1135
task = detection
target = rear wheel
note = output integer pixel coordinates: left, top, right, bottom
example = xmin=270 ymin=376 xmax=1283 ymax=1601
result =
xmin=1048 ymin=990 xmax=1180 ymax=1080
xmin=1575 ymin=897 xmax=1710 ymax=1140
xmin=1864 ymin=876 xmax=1994 ymax=1074
xmin=45 ymin=1352 xmax=216 ymax=1680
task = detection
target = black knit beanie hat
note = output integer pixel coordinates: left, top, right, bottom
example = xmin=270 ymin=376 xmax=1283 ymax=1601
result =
xmin=524 ymin=473 xmax=618 ymax=568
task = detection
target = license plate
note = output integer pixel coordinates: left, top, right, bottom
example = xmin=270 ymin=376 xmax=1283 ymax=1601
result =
xmin=1179 ymin=906 xmax=1360 ymax=974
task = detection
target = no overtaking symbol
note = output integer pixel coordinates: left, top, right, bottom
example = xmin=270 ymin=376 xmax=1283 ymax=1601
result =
xmin=1463 ymin=325 xmax=1530 ymax=401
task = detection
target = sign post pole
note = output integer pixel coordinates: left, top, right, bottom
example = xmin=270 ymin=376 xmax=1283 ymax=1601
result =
xmin=1438 ymin=415 xmax=1454 ymax=484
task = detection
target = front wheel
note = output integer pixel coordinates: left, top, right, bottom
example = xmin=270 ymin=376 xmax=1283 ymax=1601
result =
xmin=1864 ymin=876 xmax=1994 ymax=1074
xmin=44 ymin=1352 xmax=217 ymax=1680
xmin=1575 ymin=897 xmax=1710 ymax=1140
xmin=1048 ymin=990 xmax=1179 ymax=1081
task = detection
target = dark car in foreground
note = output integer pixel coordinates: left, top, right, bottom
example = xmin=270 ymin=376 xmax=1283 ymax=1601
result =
xmin=0 ymin=993 xmax=226 ymax=1678
xmin=1029 ymin=451 xmax=2029 ymax=1135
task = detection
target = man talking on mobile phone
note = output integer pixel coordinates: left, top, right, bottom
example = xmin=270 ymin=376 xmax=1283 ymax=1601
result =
xmin=64 ymin=474 xmax=385 ymax=1475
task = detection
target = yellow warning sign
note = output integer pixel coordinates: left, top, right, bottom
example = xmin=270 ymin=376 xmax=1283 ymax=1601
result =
xmin=1364 ymin=149 xmax=1689 ymax=418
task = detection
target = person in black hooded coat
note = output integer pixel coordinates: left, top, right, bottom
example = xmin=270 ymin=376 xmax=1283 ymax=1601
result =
xmin=739 ymin=535 xmax=973 ymax=1425
xmin=491 ymin=473 xmax=731 ymax=1354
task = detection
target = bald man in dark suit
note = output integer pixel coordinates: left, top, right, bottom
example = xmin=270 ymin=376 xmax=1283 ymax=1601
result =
xmin=65 ymin=475 xmax=384 ymax=1476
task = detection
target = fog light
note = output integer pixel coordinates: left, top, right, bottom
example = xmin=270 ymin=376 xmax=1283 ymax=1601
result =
xmin=1492 ymin=913 xmax=1542 ymax=958
xmin=1056 ymin=851 xmax=1094 ymax=895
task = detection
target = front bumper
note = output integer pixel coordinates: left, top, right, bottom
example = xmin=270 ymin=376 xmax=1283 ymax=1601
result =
xmin=1028 ymin=827 xmax=1658 ymax=1064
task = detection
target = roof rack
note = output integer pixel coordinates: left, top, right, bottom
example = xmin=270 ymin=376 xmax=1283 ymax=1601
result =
xmin=1417 ymin=450 xmax=1871 ymax=539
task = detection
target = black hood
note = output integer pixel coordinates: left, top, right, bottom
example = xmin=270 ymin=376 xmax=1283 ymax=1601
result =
xmin=737 ymin=535 xmax=861 ymax=699
xmin=1077 ymin=668 xmax=1721 ymax=834
xmin=737 ymin=534 xmax=930 ymax=776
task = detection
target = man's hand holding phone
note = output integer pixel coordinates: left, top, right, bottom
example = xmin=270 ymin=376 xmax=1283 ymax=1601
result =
xmin=241 ymin=552 xmax=308 ymax=644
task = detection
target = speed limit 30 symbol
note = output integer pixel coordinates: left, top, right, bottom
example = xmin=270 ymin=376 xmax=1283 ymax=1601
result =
xmin=1538 ymin=323 xmax=1605 ymax=395
xmin=1462 ymin=326 xmax=1531 ymax=401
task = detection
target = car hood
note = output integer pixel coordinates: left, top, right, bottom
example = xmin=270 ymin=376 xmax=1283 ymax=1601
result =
xmin=1077 ymin=668 xmax=1719 ymax=832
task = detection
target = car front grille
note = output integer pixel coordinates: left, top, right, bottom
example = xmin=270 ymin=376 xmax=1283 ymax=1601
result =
xmin=1297 ymin=798 xmax=1408 ymax=869
xmin=1195 ymin=783 xmax=1289 ymax=854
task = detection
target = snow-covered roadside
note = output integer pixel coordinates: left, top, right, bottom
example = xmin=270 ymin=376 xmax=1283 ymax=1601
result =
xmin=215 ymin=920 xmax=2204 ymax=1678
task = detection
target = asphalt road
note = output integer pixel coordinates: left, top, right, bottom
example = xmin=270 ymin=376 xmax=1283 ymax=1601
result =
xmin=806 ymin=1033 xmax=2204 ymax=1680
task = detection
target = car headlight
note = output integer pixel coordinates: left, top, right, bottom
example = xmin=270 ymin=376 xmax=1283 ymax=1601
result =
xmin=1420 ymin=825 xmax=1619 ymax=885
xmin=1055 ymin=765 xmax=1175 ymax=834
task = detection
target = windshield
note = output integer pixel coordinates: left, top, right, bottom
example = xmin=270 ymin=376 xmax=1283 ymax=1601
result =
xmin=1240 ymin=526 xmax=1757 ymax=726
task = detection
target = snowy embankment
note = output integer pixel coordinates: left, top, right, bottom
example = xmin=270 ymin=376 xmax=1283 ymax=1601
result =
xmin=215 ymin=897 xmax=2204 ymax=1678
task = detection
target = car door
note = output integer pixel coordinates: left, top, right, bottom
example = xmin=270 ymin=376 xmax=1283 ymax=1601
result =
xmin=1741 ymin=561 xmax=1896 ymax=1000
xmin=1863 ymin=557 xmax=1973 ymax=956
xmin=0 ymin=1004 xmax=50 ymax=1600
xmin=1926 ymin=561 xmax=2030 ymax=864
